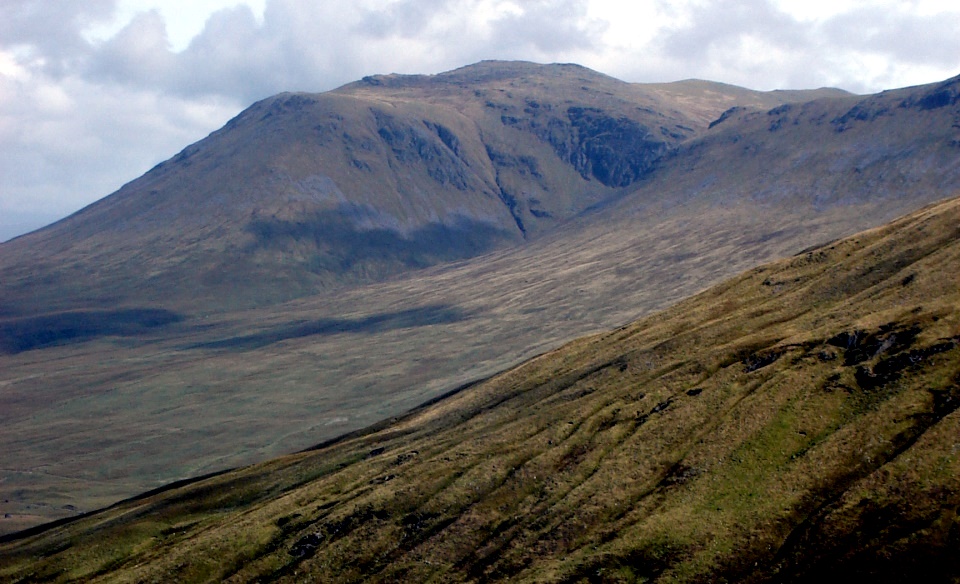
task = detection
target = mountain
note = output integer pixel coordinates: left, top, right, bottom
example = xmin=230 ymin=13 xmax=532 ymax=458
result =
xmin=0 ymin=61 xmax=844 ymax=313
xmin=1 ymin=63 xmax=958 ymax=537
xmin=641 ymin=72 xmax=960 ymax=210
xmin=2 ymin=194 xmax=958 ymax=582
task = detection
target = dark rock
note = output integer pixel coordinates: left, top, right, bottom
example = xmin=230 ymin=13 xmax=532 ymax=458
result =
xmin=290 ymin=531 xmax=325 ymax=558
xmin=832 ymin=101 xmax=891 ymax=131
xmin=650 ymin=398 xmax=673 ymax=415
xmin=854 ymin=337 xmax=957 ymax=390
xmin=827 ymin=330 xmax=864 ymax=350
xmin=768 ymin=104 xmax=794 ymax=116
xmin=709 ymin=106 xmax=746 ymax=129
xmin=743 ymin=349 xmax=786 ymax=372
xmin=565 ymin=106 xmax=667 ymax=187
xmin=844 ymin=326 xmax=920 ymax=366
xmin=276 ymin=513 xmax=301 ymax=527
xmin=529 ymin=208 xmax=552 ymax=218
xmin=659 ymin=463 xmax=703 ymax=487
xmin=394 ymin=451 xmax=419 ymax=465
xmin=908 ymin=86 xmax=960 ymax=111
xmin=423 ymin=121 xmax=462 ymax=157
xmin=854 ymin=365 xmax=884 ymax=390
xmin=374 ymin=111 xmax=470 ymax=190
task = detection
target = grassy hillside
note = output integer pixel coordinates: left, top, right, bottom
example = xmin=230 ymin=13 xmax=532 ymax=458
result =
xmin=0 ymin=199 xmax=913 ymax=536
xmin=2 ymin=195 xmax=958 ymax=583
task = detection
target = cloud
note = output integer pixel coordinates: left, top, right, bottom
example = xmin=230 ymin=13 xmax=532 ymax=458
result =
xmin=485 ymin=0 xmax=604 ymax=56
xmin=657 ymin=0 xmax=805 ymax=60
xmin=823 ymin=7 xmax=960 ymax=67
xmin=356 ymin=0 xmax=452 ymax=39
xmin=601 ymin=0 xmax=960 ymax=92
xmin=355 ymin=0 xmax=602 ymax=58
xmin=0 ymin=0 xmax=114 ymax=75
xmin=88 ymin=10 xmax=174 ymax=85
xmin=76 ymin=0 xmax=606 ymax=103
xmin=13 ymin=0 xmax=959 ymax=105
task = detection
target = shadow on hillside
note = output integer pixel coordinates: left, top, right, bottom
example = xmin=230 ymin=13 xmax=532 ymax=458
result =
xmin=246 ymin=206 xmax=517 ymax=273
xmin=0 ymin=308 xmax=184 ymax=354
xmin=191 ymin=304 xmax=470 ymax=352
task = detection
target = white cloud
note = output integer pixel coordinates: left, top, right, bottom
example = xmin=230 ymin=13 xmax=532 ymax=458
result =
xmin=1 ymin=0 xmax=959 ymax=235
xmin=592 ymin=0 xmax=960 ymax=92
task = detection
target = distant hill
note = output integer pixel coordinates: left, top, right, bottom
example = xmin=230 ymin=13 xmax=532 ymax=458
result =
xmin=637 ymin=72 xmax=960 ymax=212
xmin=0 ymin=61 xmax=845 ymax=312
xmin=2 ymin=194 xmax=958 ymax=583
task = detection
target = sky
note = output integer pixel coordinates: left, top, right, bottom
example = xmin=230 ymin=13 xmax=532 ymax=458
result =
xmin=2 ymin=0 xmax=959 ymax=241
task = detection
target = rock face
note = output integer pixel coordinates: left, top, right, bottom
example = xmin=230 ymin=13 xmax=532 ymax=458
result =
xmin=0 ymin=61 xmax=836 ymax=313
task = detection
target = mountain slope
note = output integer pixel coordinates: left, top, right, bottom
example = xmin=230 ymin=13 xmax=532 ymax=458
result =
xmin=0 ymin=61 xmax=841 ymax=312
xmin=636 ymin=72 xmax=960 ymax=211
xmin=1 ymin=64 xmax=959 ymax=536
xmin=2 ymin=195 xmax=958 ymax=583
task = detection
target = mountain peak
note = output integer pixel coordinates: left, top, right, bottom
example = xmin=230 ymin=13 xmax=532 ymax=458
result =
xmin=335 ymin=60 xmax=618 ymax=93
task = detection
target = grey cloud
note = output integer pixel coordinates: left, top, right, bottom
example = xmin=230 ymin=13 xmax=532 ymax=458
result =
xmin=822 ymin=8 xmax=960 ymax=67
xmin=0 ymin=0 xmax=114 ymax=76
xmin=487 ymin=0 xmax=602 ymax=55
xmin=94 ymin=1 xmax=369 ymax=102
xmin=633 ymin=0 xmax=958 ymax=92
xmin=356 ymin=0 xmax=452 ymax=39
xmin=87 ymin=10 xmax=175 ymax=86
xmin=657 ymin=0 xmax=805 ymax=60
xmin=352 ymin=0 xmax=602 ymax=77
xmin=174 ymin=5 xmax=286 ymax=100
xmin=76 ymin=0 xmax=604 ymax=103
xmin=6 ymin=0 xmax=960 ymax=107
xmin=628 ymin=0 xmax=826 ymax=90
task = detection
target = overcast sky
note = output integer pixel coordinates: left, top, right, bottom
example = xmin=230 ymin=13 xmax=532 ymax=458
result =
xmin=2 ymin=0 xmax=959 ymax=241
